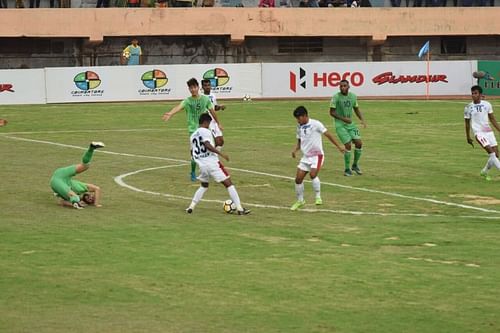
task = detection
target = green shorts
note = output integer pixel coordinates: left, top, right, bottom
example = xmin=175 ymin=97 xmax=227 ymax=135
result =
xmin=336 ymin=124 xmax=361 ymax=145
xmin=50 ymin=165 xmax=87 ymax=200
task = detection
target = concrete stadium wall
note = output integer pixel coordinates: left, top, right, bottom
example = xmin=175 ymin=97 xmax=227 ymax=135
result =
xmin=0 ymin=8 xmax=499 ymax=68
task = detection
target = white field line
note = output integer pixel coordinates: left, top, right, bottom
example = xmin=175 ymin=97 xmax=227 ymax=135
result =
xmin=115 ymin=165 xmax=500 ymax=219
xmin=0 ymin=125 xmax=293 ymax=136
xmin=4 ymin=135 xmax=500 ymax=215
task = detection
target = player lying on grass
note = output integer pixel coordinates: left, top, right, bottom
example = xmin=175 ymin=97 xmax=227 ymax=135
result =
xmin=50 ymin=142 xmax=105 ymax=209
xmin=464 ymin=85 xmax=500 ymax=181
xmin=185 ymin=113 xmax=250 ymax=215
xmin=162 ymin=78 xmax=223 ymax=182
xmin=291 ymin=106 xmax=345 ymax=211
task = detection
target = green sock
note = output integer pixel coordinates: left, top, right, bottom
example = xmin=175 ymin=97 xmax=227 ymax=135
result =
xmin=70 ymin=195 xmax=80 ymax=204
xmin=344 ymin=150 xmax=352 ymax=170
xmin=353 ymin=148 xmax=362 ymax=166
xmin=82 ymin=146 xmax=95 ymax=164
xmin=191 ymin=160 xmax=196 ymax=174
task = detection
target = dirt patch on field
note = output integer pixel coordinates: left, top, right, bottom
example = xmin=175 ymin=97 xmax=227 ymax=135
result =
xmin=449 ymin=194 xmax=500 ymax=206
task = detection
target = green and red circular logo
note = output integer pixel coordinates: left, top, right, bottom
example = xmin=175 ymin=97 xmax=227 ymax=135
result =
xmin=141 ymin=69 xmax=168 ymax=89
xmin=73 ymin=71 xmax=101 ymax=91
xmin=202 ymin=68 xmax=230 ymax=87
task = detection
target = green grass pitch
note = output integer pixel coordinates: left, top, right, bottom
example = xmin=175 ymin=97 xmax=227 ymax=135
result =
xmin=1 ymin=99 xmax=500 ymax=332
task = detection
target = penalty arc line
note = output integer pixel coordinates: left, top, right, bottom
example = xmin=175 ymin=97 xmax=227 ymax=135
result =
xmin=114 ymin=165 xmax=500 ymax=219
xmin=4 ymin=135 xmax=500 ymax=215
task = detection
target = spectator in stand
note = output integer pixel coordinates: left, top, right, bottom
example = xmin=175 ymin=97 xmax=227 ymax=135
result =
xmin=96 ymin=0 xmax=110 ymax=7
xmin=0 ymin=0 xmax=8 ymax=8
xmin=127 ymin=0 xmax=140 ymax=6
xmin=122 ymin=38 xmax=143 ymax=65
xmin=15 ymin=0 xmax=24 ymax=7
xmin=29 ymin=0 xmax=40 ymax=7
xmin=462 ymin=0 xmax=488 ymax=5
xmin=258 ymin=0 xmax=275 ymax=7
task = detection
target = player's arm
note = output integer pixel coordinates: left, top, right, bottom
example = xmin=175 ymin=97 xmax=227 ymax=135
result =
xmin=329 ymin=107 xmax=352 ymax=124
xmin=354 ymin=106 xmax=366 ymax=128
xmin=87 ymin=183 xmax=102 ymax=207
xmin=464 ymin=118 xmax=474 ymax=147
xmin=488 ymin=113 xmax=500 ymax=132
xmin=291 ymin=139 xmax=301 ymax=158
xmin=162 ymin=103 xmax=183 ymax=122
xmin=324 ymin=131 xmax=346 ymax=153
xmin=203 ymin=140 xmax=229 ymax=161
xmin=208 ymin=107 xmax=224 ymax=131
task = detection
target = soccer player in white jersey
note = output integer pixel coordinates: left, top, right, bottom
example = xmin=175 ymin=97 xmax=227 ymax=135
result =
xmin=464 ymin=85 xmax=500 ymax=181
xmin=201 ymin=79 xmax=225 ymax=148
xmin=290 ymin=106 xmax=345 ymax=211
xmin=186 ymin=113 xmax=250 ymax=215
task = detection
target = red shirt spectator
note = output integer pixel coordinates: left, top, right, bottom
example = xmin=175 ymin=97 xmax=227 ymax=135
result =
xmin=259 ymin=0 xmax=275 ymax=6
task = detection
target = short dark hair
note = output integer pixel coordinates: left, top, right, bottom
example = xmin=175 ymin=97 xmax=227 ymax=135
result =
xmin=293 ymin=106 xmax=308 ymax=118
xmin=471 ymin=85 xmax=483 ymax=94
xmin=187 ymin=78 xmax=199 ymax=87
xmin=201 ymin=79 xmax=211 ymax=86
xmin=199 ymin=113 xmax=212 ymax=124
xmin=340 ymin=79 xmax=349 ymax=85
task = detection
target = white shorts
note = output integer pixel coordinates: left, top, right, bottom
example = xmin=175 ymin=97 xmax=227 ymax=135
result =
xmin=298 ymin=154 xmax=324 ymax=172
xmin=476 ymin=131 xmax=498 ymax=148
xmin=197 ymin=161 xmax=230 ymax=183
xmin=209 ymin=120 xmax=223 ymax=138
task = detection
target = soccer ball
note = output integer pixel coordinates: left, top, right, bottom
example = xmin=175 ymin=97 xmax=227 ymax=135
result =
xmin=242 ymin=94 xmax=251 ymax=101
xmin=122 ymin=51 xmax=130 ymax=59
xmin=223 ymin=199 xmax=236 ymax=213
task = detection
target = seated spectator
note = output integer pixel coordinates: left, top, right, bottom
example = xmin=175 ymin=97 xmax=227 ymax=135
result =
xmin=29 ymin=0 xmax=40 ymax=7
xmin=258 ymin=0 xmax=275 ymax=7
xmin=96 ymin=0 xmax=110 ymax=7
xmin=0 ymin=0 xmax=8 ymax=8
xmin=128 ymin=0 xmax=140 ymax=6
xmin=15 ymin=0 xmax=25 ymax=7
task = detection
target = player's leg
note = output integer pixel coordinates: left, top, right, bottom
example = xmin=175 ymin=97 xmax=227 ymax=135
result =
xmin=350 ymin=126 xmax=363 ymax=175
xmin=337 ymin=126 xmax=353 ymax=176
xmin=309 ymin=155 xmax=324 ymax=205
xmin=291 ymin=160 xmax=308 ymax=210
xmin=77 ymin=141 xmax=105 ymax=174
xmin=211 ymin=162 xmax=249 ymax=215
xmin=186 ymin=182 xmax=209 ymax=214
xmin=50 ymin=176 xmax=83 ymax=209
xmin=189 ymin=147 xmax=197 ymax=181
xmin=477 ymin=134 xmax=500 ymax=179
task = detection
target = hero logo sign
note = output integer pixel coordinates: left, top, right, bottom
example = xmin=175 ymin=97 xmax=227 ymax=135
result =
xmin=0 ymin=84 xmax=15 ymax=93
xmin=372 ymin=72 xmax=448 ymax=85
xmin=289 ymin=68 xmax=364 ymax=92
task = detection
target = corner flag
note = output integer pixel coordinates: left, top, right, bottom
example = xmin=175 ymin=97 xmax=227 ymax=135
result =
xmin=418 ymin=41 xmax=430 ymax=58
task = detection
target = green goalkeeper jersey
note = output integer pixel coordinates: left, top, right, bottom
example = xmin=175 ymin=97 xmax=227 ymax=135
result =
xmin=330 ymin=92 xmax=359 ymax=127
xmin=181 ymin=95 xmax=214 ymax=134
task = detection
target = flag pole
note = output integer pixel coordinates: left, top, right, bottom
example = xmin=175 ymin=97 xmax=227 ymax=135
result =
xmin=426 ymin=50 xmax=430 ymax=100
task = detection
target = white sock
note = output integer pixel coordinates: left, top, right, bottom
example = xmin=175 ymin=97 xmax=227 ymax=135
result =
xmin=488 ymin=153 xmax=500 ymax=169
xmin=189 ymin=186 xmax=208 ymax=209
xmin=311 ymin=177 xmax=321 ymax=198
xmin=227 ymin=185 xmax=242 ymax=210
xmin=295 ymin=183 xmax=304 ymax=202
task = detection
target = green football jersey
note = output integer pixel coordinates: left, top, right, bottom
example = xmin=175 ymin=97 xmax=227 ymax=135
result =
xmin=181 ymin=95 xmax=214 ymax=134
xmin=330 ymin=92 xmax=359 ymax=126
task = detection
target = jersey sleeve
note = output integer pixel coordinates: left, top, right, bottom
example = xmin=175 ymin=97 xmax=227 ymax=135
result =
xmin=123 ymin=45 xmax=130 ymax=53
xmin=464 ymin=105 xmax=470 ymax=119
xmin=329 ymin=94 xmax=338 ymax=109
xmin=486 ymin=101 xmax=493 ymax=114
xmin=315 ymin=120 xmax=327 ymax=134
xmin=181 ymin=97 xmax=189 ymax=109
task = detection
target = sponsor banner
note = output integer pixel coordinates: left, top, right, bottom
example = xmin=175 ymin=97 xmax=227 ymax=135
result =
xmin=262 ymin=61 xmax=476 ymax=98
xmin=45 ymin=64 xmax=261 ymax=103
xmin=0 ymin=69 xmax=46 ymax=105
xmin=477 ymin=61 xmax=500 ymax=96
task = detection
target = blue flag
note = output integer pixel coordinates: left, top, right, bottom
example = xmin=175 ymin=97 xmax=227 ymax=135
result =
xmin=418 ymin=41 xmax=430 ymax=58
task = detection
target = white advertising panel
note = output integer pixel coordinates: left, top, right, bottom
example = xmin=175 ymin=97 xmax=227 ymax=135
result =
xmin=0 ymin=69 xmax=46 ymax=105
xmin=262 ymin=61 xmax=476 ymax=98
xmin=45 ymin=64 xmax=262 ymax=103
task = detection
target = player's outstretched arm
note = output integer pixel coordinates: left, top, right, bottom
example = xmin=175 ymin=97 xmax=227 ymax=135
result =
xmin=291 ymin=139 xmax=301 ymax=158
xmin=354 ymin=107 xmax=366 ymax=128
xmin=203 ymin=140 xmax=229 ymax=161
xmin=162 ymin=104 xmax=183 ymax=122
xmin=464 ymin=119 xmax=474 ymax=147
xmin=489 ymin=113 xmax=500 ymax=133
xmin=330 ymin=107 xmax=351 ymax=124
xmin=324 ymin=131 xmax=346 ymax=153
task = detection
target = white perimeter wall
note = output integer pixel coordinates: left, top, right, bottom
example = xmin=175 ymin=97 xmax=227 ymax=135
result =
xmin=0 ymin=61 xmax=476 ymax=105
